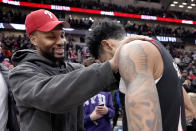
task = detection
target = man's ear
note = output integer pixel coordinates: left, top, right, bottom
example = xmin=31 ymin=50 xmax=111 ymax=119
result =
xmin=101 ymin=40 xmax=112 ymax=50
xmin=29 ymin=34 xmax=37 ymax=46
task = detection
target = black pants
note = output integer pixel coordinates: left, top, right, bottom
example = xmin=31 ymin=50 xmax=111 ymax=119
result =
xmin=119 ymin=92 xmax=128 ymax=131
xmin=113 ymin=104 xmax=119 ymax=128
xmin=187 ymin=119 xmax=196 ymax=131
xmin=122 ymin=107 xmax=128 ymax=131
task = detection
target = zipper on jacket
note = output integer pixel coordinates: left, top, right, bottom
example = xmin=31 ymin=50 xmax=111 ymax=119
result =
xmin=50 ymin=113 xmax=53 ymax=131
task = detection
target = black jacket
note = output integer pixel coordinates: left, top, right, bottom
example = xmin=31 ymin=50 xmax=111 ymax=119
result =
xmin=9 ymin=49 xmax=118 ymax=131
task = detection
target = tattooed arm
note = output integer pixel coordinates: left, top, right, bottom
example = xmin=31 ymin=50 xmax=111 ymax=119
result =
xmin=119 ymin=40 xmax=162 ymax=131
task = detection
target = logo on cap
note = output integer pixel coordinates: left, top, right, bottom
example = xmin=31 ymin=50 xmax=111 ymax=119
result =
xmin=44 ymin=10 xmax=53 ymax=19
xmin=25 ymin=9 xmax=69 ymax=36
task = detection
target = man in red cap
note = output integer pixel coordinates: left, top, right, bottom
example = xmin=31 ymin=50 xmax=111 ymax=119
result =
xmin=25 ymin=9 xmax=70 ymax=63
xmin=9 ymin=9 xmax=151 ymax=131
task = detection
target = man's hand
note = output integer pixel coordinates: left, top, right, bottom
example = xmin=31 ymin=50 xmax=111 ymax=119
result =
xmin=95 ymin=106 xmax=109 ymax=115
xmin=120 ymin=35 xmax=152 ymax=45
xmin=90 ymin=109 xmax=103 ymax=121
xmin=109 ymin=35 xmax=152 ymax=72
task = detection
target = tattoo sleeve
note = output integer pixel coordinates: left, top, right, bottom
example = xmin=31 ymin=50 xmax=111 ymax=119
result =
xmin=119 ymin=43 xmax=162 ymax=131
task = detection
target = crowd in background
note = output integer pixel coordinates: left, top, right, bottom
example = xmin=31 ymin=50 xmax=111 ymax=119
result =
xmin=0 ymin=33 xmax=90 ymax=66
xmin=55 ymin=18 xmax=196 ymax=43
xmin=124 ymin=21 xmax=195 ymax=39
xmin=68 ymin=18 xmax=196 ymax=42
xmin=66 ymin=34 xmax=91 ymax=63
xmin=0 ymin=8 xmax=25 ymax=24
xmin=1 ymin=7 xmax=196 ymax=42
xmin=167 ymin=44 xmax=196 ymax=93
xmin=20 ymin=0 xmax=196 ymax=20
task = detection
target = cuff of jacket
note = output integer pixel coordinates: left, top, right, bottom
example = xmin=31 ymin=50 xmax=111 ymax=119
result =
xmin=105 ymin=108 xmax=115 ymax=119
xmin=98 ymin=62 xmax=119 ymax=91
xmin=84 ymin=114 xmax=93 ymax=125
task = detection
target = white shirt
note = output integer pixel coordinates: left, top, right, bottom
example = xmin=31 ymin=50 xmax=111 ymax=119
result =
xmin=119 ymin=77 xmax=162 ymax=94
xmin=0 ymin=72 xmax=8 ymax=131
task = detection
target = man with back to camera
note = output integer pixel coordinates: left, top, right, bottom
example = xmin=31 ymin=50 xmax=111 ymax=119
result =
xmin=86 ymin=18 xmax=196 ymax=131
xmin=0 ymin=64 xmax=9 ymax=131
xmin=8 ymin=9 xmax=151 ymax=131
xmin=0 ymin=63 xmax=20 ymax=131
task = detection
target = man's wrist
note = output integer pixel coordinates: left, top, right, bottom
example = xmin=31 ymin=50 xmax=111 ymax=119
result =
xmin=90 ymin=114 xmax=95 ymax=121
xmin=108 ymin=60 xmax=118 ymax=73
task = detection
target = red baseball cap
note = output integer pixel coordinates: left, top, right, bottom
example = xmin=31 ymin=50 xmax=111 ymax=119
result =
xmin=25 ymin=9 xmax=70 ymax=36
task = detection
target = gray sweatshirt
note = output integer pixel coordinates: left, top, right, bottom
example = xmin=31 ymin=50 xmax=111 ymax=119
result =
xmin=9 ymin=49 xmax=119 ymax=131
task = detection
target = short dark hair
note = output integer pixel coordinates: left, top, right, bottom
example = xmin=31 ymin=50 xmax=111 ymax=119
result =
xmin=86 ymin=19 xmax=126 ymax=59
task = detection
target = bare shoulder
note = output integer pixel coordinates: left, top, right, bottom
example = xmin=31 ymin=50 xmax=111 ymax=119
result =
xmin=119 ymin=40 xmax=163 ymax=79
xmin=120 ymin=40 xmax=160 ymax=58
xmin=119 ymin=40 xmax=156 ymax=71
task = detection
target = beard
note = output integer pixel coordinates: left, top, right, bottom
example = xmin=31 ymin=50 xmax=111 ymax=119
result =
xmin=39 ymin=46 xmax=65 ymax=64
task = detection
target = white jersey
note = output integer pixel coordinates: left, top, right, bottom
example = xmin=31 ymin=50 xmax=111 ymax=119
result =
xmin=0 ymin=72 xmax=8 ymax=131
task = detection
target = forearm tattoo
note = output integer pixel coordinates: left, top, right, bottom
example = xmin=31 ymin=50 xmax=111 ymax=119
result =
xmin=119 ymin=44 xmax=162 ymax=131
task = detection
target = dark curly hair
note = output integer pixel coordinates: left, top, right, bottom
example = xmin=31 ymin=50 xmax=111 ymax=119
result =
xmin=86 ymin=19 xmax=126 ymax=59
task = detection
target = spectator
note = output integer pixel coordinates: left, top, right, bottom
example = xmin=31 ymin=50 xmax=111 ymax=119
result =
xmin=192 ymin=51 xmax=196 ymax=61
xmin=0 ymin=47 xmax=6 ymax=63
xmin=181 ymin=70 xmax=189 ymax=83
xmin=84 ymin=92 xmax=115 ymax=131
xmin=188 ymin=70 xmax=196 ymax=81
xmin=2 ymin=58 xmax=11 ymax=68
xmin=0 ymin=64 xmax=9 ymax=131
xmin=0 ymin=64 xmax=19 ymax=131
